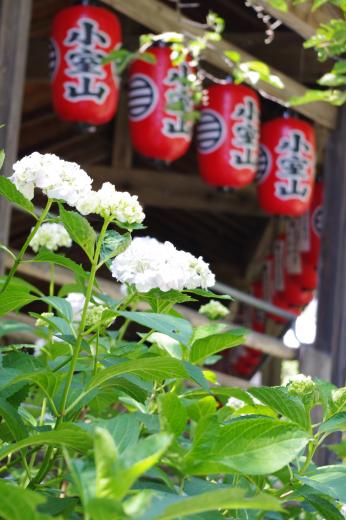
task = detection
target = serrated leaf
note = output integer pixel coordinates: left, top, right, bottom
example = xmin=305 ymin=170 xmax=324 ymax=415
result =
xmin=150 ymin=488 xmax=282 ymax=520
xmin=298 ymin=465 xmax=346 ymax=503
xmin=30 ymin=250 xmax=88 ymax=279
xmin=0 ymin=480 xmax=51 ymax=520
xmin=0 ymin=424 xmax=92 ymax=461
xmin=319 ymin=412 xmax=346 ymax=433
xmin=0 ymin=397 xmax=28 ymax=441
xmin=249 ymin=386 xmax=310 ymax=431
xmin=158 ymin=393 xmax=187 ymax=436
xmin=212 ymin=416 xmax=310 ymax=475
xmin=0 ymin=176 xmax=35 ymax=215
xmin=100 ymin=229 xmax=131 ymax=267
xmin=298 ymin=485 xmax=343 ymax=520
xmin=59 ymin=205 xmax=96 ymax=260
xmin=0 ymin=289 xmax=37 ymax=316
xmin=41 ymin=296 xmax=73 ymax=321
xmin=185 ymin=289 xmax=231 ymax=300
xmin=190 ymin=330 xmax=244 ymax=364
xmin=118 ymin=311 xmax=193 ymax=345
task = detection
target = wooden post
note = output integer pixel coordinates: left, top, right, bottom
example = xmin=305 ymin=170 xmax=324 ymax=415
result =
xmin=0 ymin=0 xmax=32 ymax=273
xmin=313 ymin=104 xmax=346 ymax=386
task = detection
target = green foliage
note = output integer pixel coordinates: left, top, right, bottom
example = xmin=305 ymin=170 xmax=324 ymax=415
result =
xmin=1 ymin=176 xmax=346 ymax=520
xmin=0 ymin=175 xmax=36 ymax=216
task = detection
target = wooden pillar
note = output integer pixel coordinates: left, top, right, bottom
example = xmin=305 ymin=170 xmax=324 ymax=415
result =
xmin=313 ymin=104 xmax=346 ymax=386
xmin=0 ymin=0 xmax=32 ymax=273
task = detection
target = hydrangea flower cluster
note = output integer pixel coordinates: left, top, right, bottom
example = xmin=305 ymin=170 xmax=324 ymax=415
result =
xmin=29 ymin=223 xmax=72 ymax=253
xmin=332 ymin=387 xmax=346 ymax=411
xmin=10 ymin=152 xmax=92 ymax=205
xmin=76 ymin=182 xmax=144 ymax=225
xmin=65 ymin=292 xmax=108 ymax=327
xmin=10 ymin=152 xmax=145 ymax=226
xmin=110 ymin=236 xmax=215 ymax=293
xmin=226 ymin=396 xmax=245 ymax=410
xmin=199 ymin=299 xmax=229 ymax=320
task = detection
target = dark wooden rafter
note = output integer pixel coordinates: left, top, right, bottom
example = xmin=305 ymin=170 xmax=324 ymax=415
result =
xmin=87 ymin=164 xmax=265 ymax=215
xmin=0 ymin=0 xmax=32 ymax=273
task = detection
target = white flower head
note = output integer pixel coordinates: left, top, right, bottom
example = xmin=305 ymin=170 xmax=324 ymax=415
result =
xmin=110 ymin=236 xmax=215 ymax=293
xmin=75 ymin=182 xmax=145 ymax=225
xmin=29 ymin=223 xmax=72 ymax=253
xmin=65 ymin=292 xmax=109 ymax=327
xmin=287 ymin=373 xmax=316 ymax=398
xmin=10 ymin=152 xmax=92 ymax=205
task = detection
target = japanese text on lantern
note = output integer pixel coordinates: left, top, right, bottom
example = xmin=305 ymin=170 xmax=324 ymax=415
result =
xmin=64 ymin=17 xmax=110 ymax=104
xmin=230 ymin=96 xmax=259 ymax=170
xmin=274 ymin=130 xmax=313 ymax=201
xmin=163 ymin=63 xmax=193 ymax=139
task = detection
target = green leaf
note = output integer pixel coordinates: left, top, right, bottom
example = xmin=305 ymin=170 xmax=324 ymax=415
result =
xmin=93 ymin=414 xmax=140 ymax=453
xmin=266 ymin=0 xmax=288 ymax=11
xmin=224 ymin=50 xmax=241 ymax=63
xmin=298 ymin=465 xmax=346 ymax=503
xmin=41 ymin=296 xmax=72 ymax=321
xmin=212 ymin=416 xmax=310 ymax=475
xmin=59 ymin=205 xmax=96 ymax=260
xmin=0 ymin=275 xmax=42 ymax=296
xmin=0 ymin=480 xmax=51 ymax=520
xmin=319 ymin=412 xmax=346 ymax=433
xmin=13 ymin=371 xmax=61 ymax=407
xmin=158 ymin=393 xmax=187 ymax=436
xmin=118 ymin=311 xmax=193 ymax=345
xmin=0 ymin=176 xmax=35 ymax=216
xmin=248 ymin=386 xmax=310 ymax=431
xmin=0 ymin=424 xmax=92 ymax=461
xmin=100 ymin=229 xmax=131 ymax=267
xmin=298 ymin=485 xmax=344 ymax=520
xmin=88 ymin=358 xmax=188 ymax=393
xmin=30 ymin=250 xmax=88 ymax=279
xmin=0 ymin=149 xmax=5 ymax=170
xmin=0 ymin=289 xmax=37 ymax=316
xmin=94 ymin=428 xmax=172 ymax=501
xmin=185 ymin=289 xmax=231 ymax=300
xmin=151 ymin=488 xmax=282 ymax=520
xmin=189 ymin=330 xmax=244 ymax=365
xmin=0 ymin=397 xmax=28 ymax=440
xmin=86 ymin=497 xmax=124 ymax=520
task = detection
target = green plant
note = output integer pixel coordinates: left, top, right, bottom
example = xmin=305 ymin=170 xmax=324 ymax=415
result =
xmin=0 ymin=152 xmax=346 ymax=519
xmin=267 ymin=0 xmax=346 ymax=105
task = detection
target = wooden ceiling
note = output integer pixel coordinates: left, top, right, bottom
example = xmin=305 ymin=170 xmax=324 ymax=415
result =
xmin=12 ymin=0 xmax=330 ymax=293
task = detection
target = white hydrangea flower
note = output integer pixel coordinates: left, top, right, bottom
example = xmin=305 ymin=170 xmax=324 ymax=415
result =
xmin=65 ymin=292 xmax=108 ymax=327
xmin=29 ymin=223 xmax=72 ymax=253
xmin=75 ymin=182 xmax=145 ymax=225
xmin=110 ymin=236 xmax=215 ymax=293
xmin=10 ymin=152 xmax=92 ymax=205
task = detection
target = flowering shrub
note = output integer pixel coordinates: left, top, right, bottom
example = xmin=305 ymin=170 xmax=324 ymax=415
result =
xmin=0 ymin=153 xmax=346 ymax=519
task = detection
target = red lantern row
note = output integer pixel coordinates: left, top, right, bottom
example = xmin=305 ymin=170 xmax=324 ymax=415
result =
xmin=50 ymin=6 xmax=317 ymax=218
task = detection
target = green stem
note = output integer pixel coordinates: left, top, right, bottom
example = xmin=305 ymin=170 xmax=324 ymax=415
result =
xmin=117 ymin=318 xmax=130 ymax=341
xmin=93 ymin=330 xmax=99 ymax=375
xmin=1 ymin=199 xmax=53 ymax=294
xmin=58 ymin=218 xmax=110 ymax=420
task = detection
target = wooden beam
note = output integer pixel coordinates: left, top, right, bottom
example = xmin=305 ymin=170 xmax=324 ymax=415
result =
xmin=0 ymin=0 xmax=32 ymax=273
xmin=87 ymin=164 xmax=264 ymax=215
xmin=103 ymin=0 xmax=336 ymax=129
xmin=254 ymin=0 xmax=340 ymax=40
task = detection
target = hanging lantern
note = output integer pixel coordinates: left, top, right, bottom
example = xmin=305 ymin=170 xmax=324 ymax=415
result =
xmin=291 ymin=261 xmax=317 ymax=291
xmin=128 ymin=44 xmax=194 ymax=162
xmin=51 ymin=3 xmax=121 ymax=125
xmin=257 ymin=117 xmax=316 ymax=216
xmin=303 ymin=180 xmax=324 ymax=268
xmin=196 ymin=83 xmax=260 ymax=188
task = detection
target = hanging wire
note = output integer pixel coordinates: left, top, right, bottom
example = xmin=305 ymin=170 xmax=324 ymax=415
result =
xmin=244 ymin=0 xmax=282 ymax=44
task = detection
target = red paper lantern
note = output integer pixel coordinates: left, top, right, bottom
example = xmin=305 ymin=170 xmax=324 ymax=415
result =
xmin=128 ymin=45 xmax=194 ymax=162
xmin=291 ymin=261 xmax=318 ymax=291
xmin=257 ymin=117 xmax=316 ymax=216
xmin=303 ymin=180 xmax=324 ymax=267
xmin=197 ymin=84 xmax=260 ymax=188
xmin=51 ymin=4 xmax=121 ymax=125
